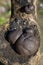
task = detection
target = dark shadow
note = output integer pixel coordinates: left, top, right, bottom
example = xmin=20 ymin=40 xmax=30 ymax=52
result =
xmin=0 ymin=62 xmax=4 ymax=65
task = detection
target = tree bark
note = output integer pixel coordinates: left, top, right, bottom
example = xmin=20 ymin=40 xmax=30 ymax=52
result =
xmin=0 ymin=0 xmax=40 ymax=65
xmin=11 ymin=0 xmax=15 ymax=17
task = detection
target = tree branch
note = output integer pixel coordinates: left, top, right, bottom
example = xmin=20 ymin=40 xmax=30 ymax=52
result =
xmin=11 ymin=0 xmax=15 ymax=18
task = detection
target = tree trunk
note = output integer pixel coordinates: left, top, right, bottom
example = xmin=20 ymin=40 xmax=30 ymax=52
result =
xmin=0 ymin=0 xmax=40 ymax=65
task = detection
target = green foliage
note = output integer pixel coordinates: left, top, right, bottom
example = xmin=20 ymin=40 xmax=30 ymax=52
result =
xmin=38 ymin=9 xmax=43 ymax=15
xmin=0 ymin=17 xmax=7 ymax=25
xmin=38 ymin=14 xmax=43 ymax=53
xmin=0 ymin=11 xmax=11 ymax=25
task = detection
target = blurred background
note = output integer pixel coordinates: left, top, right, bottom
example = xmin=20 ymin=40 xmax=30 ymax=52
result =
xmin=0 ymin=0 xmax=43 ymax=54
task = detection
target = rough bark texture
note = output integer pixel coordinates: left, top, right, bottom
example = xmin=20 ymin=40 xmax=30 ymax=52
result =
xmin=0 ymin=0 xmax=40 ymax=65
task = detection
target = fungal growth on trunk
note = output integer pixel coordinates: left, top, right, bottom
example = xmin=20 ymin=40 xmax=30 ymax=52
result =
xmin=0 ymin=0 xmax=40 ymax=65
